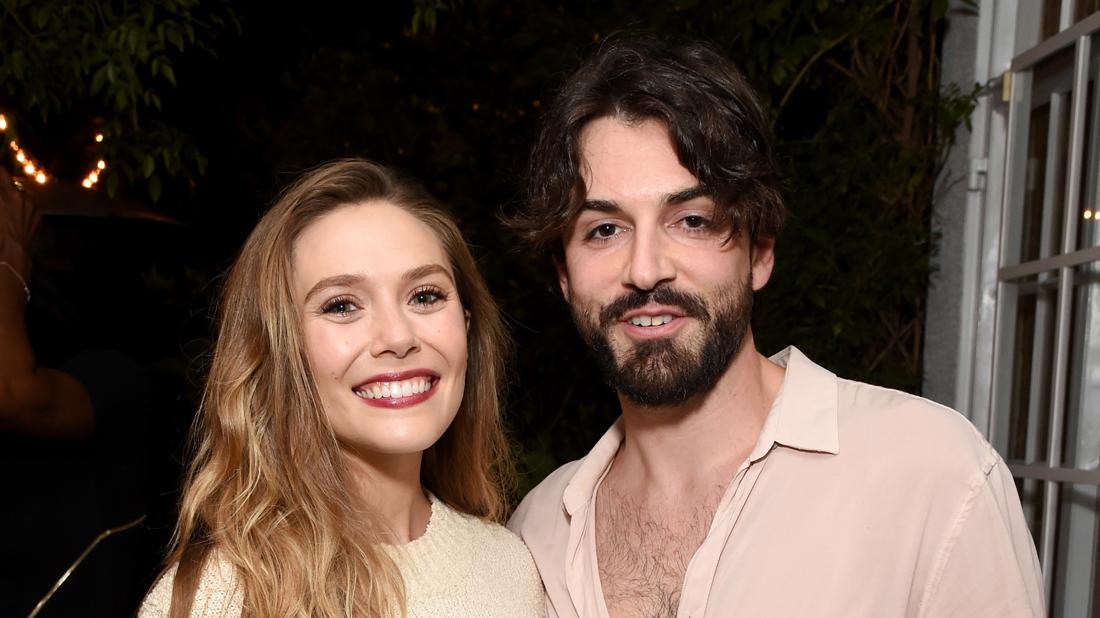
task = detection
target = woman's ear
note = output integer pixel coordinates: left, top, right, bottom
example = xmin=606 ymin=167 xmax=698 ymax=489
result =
xmin=465 ymin=309 xmax=471 ymax=332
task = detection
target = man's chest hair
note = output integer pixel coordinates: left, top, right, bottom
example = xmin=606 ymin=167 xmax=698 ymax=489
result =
xmin=595 ymin=486 xmax=722 ymax=618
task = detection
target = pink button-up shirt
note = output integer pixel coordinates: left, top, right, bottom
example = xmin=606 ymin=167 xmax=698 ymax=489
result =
xmin=509 ymin=347 xmax=1044 ymax=617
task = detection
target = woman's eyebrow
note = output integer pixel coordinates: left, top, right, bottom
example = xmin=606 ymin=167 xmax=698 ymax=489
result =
xmin=304 ymin=273 xmax=364 ymax=304
xmin=402 ymin=263 xmax=454 ymax=284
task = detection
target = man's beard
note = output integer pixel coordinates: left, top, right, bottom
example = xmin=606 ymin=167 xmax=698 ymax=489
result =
xmin=570 ymin=279 xmax=753 ymax=407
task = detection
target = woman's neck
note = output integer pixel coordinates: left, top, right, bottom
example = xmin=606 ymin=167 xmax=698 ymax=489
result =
xmin=341 ymin=448 xmax=432 ymax=544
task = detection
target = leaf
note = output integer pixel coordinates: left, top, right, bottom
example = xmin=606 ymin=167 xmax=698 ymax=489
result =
xmin=148 ymin=175 xmax=162 ymax=202
xmin=161 ymin=63 xmax=176 ymax=86
xmin=142 ymin=154 xmax=155 ymax=178
xmin=90 ymin=65 xmax=108 ymax=95
xmin=166 ymin=28 xmax=184 ymax=51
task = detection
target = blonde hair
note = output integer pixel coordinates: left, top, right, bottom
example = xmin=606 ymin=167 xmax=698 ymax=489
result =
xmin=162 ymin=159 xmax=512 ymax=617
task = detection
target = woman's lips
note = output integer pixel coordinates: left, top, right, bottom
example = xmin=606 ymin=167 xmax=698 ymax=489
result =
xmin=353 ymin=370 xmax=439 ymax=409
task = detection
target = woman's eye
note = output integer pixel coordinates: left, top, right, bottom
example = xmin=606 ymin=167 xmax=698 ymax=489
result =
xmin=410 ymin=287 xmax=447 ymax=307
xmin=321 ymin=299 xmax=358 ymax=317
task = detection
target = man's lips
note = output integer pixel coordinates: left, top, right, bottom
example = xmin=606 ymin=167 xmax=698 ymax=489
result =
xmin=618 ymin=305 xmax=687 ymax=323
xmin=353 ymin=369 xmax=440 ymax=408
xmin=616 ymin=305 xmax=689 ymax=338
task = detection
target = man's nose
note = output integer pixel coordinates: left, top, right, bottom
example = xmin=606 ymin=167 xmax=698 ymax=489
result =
xmin=623 ymin=226 xmax=675 ymax=291
xmin=368 ymin=303 xmax=419 ymax=359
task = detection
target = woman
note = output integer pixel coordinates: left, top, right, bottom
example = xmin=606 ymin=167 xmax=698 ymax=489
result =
xmin=140 ymin=159 xmax=544 ymax=617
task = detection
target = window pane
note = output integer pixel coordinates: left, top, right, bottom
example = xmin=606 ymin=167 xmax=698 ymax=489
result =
xmin=1077 ymin=38 xmax=1100 ymax=250
xmin=1062 ymin=262 xmax=1100 ymax=470
xmin=1045 ymin=0 xmax=1064 ymax=40
xmin=1020 ymin=50 xmax=1075 ymax=264
xmin=1050 ymin=482 xmax=1100 ymax=617
xmin=1016 ymin=476 xmax=1048 ymax=549
xmin=1076 ymin=0 xmax=1100 ymax=23
xmin=1006 ymin=273 xmax=1058 ymax=466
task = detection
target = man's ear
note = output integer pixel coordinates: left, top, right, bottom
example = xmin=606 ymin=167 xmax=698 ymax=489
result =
xmin=750 ymin=235 xmax=776 ymax=292
xmin=554 ymin=254 xmax=571 ymax=302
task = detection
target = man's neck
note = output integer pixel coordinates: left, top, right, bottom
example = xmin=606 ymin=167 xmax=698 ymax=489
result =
xmin=611 ymin=336 xmax=786 ymax=498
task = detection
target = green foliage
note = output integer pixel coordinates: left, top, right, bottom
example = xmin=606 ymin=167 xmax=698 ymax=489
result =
xmin=411 ymin=0 xmax=463 ymax=35
xmin=10 ymin=1 xmax=976 ymax=495
xmin=0 ymin=0 xmax=236 ymax=200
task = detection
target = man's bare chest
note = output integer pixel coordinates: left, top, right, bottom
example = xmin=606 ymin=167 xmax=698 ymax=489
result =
xmin=595 ymin=488 xmax=721 ymax=618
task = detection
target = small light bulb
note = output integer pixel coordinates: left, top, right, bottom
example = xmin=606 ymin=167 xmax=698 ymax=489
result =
xmin=23 ymin=163 xmax=35 ymax=175
xmin=95 ymin=133 xmax=104 ymax=143
xmin=97 ymin=160 xmax=106 ymax=170
xmin=88 ymin=172 xmax=98 ymax=183
xmin=0 ymin=115 xmax=7 ymax=131
xmin=15 ymin=151 xmax=26 ymax=163
xmin=9 ymin=140 xmax=17 ymax=150
xmin=35 ymin=172 xmax=46 ymax=184
xmin=82 ymin=179 xmax=93 ymax=188
xmin=1086 ymin=209 xmax=1094 ymax=220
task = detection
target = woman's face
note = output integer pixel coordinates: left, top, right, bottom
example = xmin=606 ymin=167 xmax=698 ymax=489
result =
xmin=292 ymin=201 xmax=468 ymax=460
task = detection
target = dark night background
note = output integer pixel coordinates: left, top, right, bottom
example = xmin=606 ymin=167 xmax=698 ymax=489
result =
xmin=0 ymin=1 xmax=974 ymax=615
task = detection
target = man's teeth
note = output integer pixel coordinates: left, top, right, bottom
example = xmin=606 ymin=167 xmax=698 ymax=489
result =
xmin=629 ymin=314 xmax=674 ymax=327
xmin=355 ymin=377 xmax=433 ymax=399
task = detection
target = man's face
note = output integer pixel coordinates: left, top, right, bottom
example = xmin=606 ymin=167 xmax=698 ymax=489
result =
xmin=559 ymin=117 xmax=775 ymax=406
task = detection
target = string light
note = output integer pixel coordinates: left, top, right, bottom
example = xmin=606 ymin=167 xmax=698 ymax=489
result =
xmin=1085 ymin=209 xmax=1094 ymax=220
xmin=0 ymin=110 xmax=110 ymax=188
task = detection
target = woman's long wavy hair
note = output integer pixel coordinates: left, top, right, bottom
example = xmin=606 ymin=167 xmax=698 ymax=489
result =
xmin=161 ymin=159 xmax=513 ymax=617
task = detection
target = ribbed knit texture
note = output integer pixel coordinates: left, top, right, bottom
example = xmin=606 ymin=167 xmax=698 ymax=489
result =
xmin=139 ymin=495 xmax=545 ymax=617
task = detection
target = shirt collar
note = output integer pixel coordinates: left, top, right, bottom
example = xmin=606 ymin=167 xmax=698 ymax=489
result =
xmin=757 ymin=346 xmax=840 ymax=458
xmin=562 ymin=417 xmax=624 ymax=516
xmin=560 ymin=346 xmax=840 ymax=516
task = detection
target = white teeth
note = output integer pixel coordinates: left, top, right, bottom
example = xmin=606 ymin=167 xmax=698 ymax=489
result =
xmin=355 ymin=377 xmax=434 ymax=399
xmin=629 ymin=314 xmax=674 ymax=327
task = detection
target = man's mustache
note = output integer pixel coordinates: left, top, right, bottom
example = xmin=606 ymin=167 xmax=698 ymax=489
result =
xmin=598 ymin=286 xmax=710 ymax=328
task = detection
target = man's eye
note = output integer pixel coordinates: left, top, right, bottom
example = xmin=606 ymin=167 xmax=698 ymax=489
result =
xmin=683 ymin=215 xmax=710 ymax=228
xmin=588 ymin=223 xmax=620 ymax=239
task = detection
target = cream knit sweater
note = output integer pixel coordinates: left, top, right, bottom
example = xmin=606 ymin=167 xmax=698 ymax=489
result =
xmin=139 ymin=495 xmax=545 ymax=617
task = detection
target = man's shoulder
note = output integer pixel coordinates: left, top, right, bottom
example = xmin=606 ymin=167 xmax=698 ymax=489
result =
xmin=835 ymin=377 xmax=999 ymax=479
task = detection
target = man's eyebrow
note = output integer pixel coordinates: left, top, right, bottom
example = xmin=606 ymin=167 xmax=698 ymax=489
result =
xmin=304 ymin=273 xmax=364 ymax=304
xmin=579 ymin=186 xmax=709 ymax=214
xmin=581 ymin=199 xmax=620 ymax=213
xmin=665 ymin=185 xmax=710 ymax=205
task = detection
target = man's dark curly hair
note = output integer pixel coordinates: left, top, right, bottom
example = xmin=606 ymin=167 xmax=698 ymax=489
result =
xmin=508 ymin=36 xmax=786 ymax=259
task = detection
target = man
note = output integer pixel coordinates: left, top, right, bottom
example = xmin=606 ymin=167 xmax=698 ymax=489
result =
xmin=507 ymin=38 xmax=1044 ymax=617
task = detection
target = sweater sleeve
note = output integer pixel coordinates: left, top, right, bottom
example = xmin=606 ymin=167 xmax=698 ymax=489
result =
xmin=138 ymin=560 xmax=244 ymax=618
